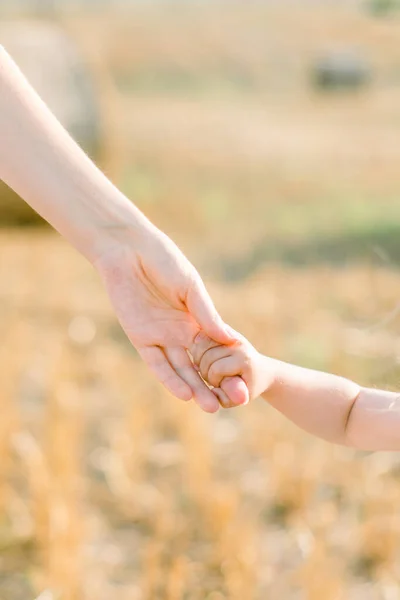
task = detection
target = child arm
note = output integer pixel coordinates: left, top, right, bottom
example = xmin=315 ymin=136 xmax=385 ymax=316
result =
xmin=266 ymin=359 xmax=400 ymax=450
xmin=192 ymin=332 xmax=400 ymax=450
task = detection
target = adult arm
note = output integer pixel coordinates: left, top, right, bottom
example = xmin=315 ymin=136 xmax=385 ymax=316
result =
xmin=0 ymin=45 xmax=248 ymax=412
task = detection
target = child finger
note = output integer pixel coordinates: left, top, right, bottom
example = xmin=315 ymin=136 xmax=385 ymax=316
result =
xmin=199 ymin=345 xmax=234 ymax=383
xmin=190 ymin=331 xmax=221 ymax=367
xmin=220 ymin=376 xmax=249 ymax=406
xmin=208 ymin=355 xmax=243 ymax=388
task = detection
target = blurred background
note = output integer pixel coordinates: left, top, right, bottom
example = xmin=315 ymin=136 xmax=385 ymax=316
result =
xmin=1 ymin=1 xmax=400 ymax=599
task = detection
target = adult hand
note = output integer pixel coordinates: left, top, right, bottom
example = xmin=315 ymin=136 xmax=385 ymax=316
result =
xmin=0 ymin=46 xmax=248 ymax=411
xmin=94 ymin=225 xmax=249 ymax=412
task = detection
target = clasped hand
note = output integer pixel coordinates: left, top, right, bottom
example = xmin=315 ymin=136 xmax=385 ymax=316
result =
xmin=94 ymin=225 xmax=248 ymax=412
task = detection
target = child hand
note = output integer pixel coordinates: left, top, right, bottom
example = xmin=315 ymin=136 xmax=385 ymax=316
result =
xmin=190 ymin=329 xmax=273 ymax=408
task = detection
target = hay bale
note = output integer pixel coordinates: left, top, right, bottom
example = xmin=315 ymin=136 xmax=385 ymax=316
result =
xmin=0 ymin=20 xmax=107 ymax=226
xmin=312 ymin=49 xmax=371 ymax=91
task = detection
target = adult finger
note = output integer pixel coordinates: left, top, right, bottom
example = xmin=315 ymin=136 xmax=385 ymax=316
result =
xmin=139 ymin=346 xmax=192 ymax=401
xmin=164 ymin=346 xmax=220 ymax=414
xmin=186 ymin=278 xmax=236 ymax=345
xmin=213 ymin=387 xmax=232 ymax=409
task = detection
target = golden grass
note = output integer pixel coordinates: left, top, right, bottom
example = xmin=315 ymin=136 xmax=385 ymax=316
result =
xmin=1 ymin=2 xmax=400 ymax=599
xmin=1 ymin=233 xmax=400 ymax=599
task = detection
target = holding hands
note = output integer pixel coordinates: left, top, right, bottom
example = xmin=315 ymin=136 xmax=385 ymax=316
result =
xmin=4 ymin=44 xmax=400 ymax=452
xmin=191 ymin=328 xmax=272 ymax=408
xmin=93 ymin=228 xmax=250 ymax=413
xmin=191 ymin=328 xmax=400 ymax=451
xmin=0 ymin=44 xmax=247 ymax=413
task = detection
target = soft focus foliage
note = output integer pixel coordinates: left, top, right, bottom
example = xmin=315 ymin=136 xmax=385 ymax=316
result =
xmin=3 ymin=236 xmax=400 ymax=600
xmin=1 ymin=2 xmax=400 ymax=599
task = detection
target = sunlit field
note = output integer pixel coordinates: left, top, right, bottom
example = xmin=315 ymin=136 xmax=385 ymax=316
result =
xmin=1 ymin=3 xmax=400 ymax=599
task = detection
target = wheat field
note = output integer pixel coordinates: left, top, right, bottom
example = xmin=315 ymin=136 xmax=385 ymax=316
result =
xmin=2 ymin=3 xmax=400 ymax=599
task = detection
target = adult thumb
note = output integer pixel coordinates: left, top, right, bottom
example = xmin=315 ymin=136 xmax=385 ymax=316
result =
xmin=186 ymin=277 xmax=236 ymax=344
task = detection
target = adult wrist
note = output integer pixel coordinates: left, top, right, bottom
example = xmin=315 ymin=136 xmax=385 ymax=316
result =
xmin=78 ymin=187 xmax=156 ymax=266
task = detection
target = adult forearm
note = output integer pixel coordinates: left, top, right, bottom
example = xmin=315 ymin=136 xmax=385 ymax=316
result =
xmin=0 ymin=45 xmax=149 ymax=262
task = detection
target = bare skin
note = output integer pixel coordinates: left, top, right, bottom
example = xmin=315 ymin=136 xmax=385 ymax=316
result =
xmin=191 ymin=330 xmax=400 ymax=451
xmin=0 ymin=45 xmax=248 ymax=412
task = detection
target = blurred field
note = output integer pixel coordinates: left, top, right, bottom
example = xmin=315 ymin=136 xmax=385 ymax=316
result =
xmin=2 ymin=2 xmax=400 ymax=599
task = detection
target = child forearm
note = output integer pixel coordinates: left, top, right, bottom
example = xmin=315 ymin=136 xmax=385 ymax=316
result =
xmin=0 ymin=45 xmax=150 ymax=263
xmin=261 ymin=357 xmax=361 ymax=446
xmin=262 ymin=357 xmax=400 ymax=450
